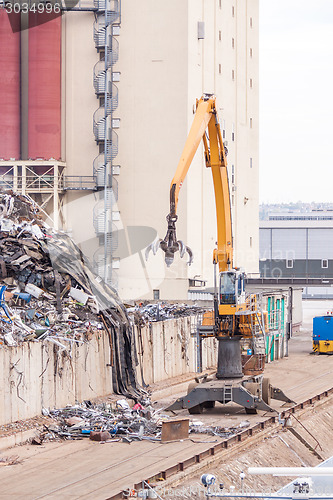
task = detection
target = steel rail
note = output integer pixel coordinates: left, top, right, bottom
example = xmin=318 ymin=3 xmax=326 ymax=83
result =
xmin=31 ymin=386 xmax=332 ymax=500
xmin=115 ymin=386 xmax=333 ymax=499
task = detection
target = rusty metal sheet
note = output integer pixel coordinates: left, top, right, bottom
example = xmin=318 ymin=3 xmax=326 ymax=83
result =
xmin=161 ymin=418 xmax=189 ymax=442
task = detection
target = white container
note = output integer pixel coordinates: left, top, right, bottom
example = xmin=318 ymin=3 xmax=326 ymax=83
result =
xmin=25 ymin=283 xmax=43 ymax=299
xmin=70 ymin=287 xmax=89 ymax=305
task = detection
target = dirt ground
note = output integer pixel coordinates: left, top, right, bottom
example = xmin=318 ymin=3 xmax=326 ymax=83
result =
xmin=159 ymin=395 xmax=333 ymax=499
xmin=160 ymin=300 xmax=333 ymax=499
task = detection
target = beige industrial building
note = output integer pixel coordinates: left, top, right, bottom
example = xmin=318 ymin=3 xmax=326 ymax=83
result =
xmin=0 ymin=0 xmax=259 ymax=301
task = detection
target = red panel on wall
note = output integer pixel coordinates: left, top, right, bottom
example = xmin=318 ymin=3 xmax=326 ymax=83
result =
xmin=0 ymin=12 xmax=21 ymax=160
xmin=28 ymin=13 xmax=61 ymax=160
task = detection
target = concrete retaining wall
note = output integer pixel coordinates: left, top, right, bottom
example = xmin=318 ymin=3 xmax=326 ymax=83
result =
xmin=134 ymin=317 xmax=217 ymax=385
xmin=0 ymin=333 xmax=113 ymax=426
xmin=0 ymin=316 xmax=217 ymax=426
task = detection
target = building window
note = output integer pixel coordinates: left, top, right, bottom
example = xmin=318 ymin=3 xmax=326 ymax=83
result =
xmin=232 ymin=5 xmax=235 ymax=17
xmin=223 ymin=119 xmax=226 ymax=139
xmin=250 ymin=118 xmax=253 ymax=128
xmin=250 ymin=47 xmax=253 ymax=58
xmin=112 ymin=25 xmax=120 ymax=36
xmin=250 ymin=157 xmax=253 ymax=168
xmin=322 ymin=259 xmax=329 ymax=269
xmin=113 ymin=165 xmax=121 ymax=175
xmin=219 ymin=64 xmax=222 ymax=74
xmin=250 ymin=237 xmax=252 ymax=248
xmin=232 ymin=37 xmax=235 ymax=49
xmin=112 ymin=72 xmax=121 ymax=82
xmin=249 ymin=78 xmax=253 ymax=88
xmin=250 ymin=17 xmax=253 ymax=28
xmin=232 ymin=123 xmax=235 ymax=141
xmin=232 ymin=69 xmax=235 ymax=80
xmin=232 ymin=195 xmax=235 ymax=206
xmin=198 ymin=21 xmax=205 ymax=39
xmin=153 ymin=289 xmax=160 ymax=300
xmin=219 ymin=30 xmax=222 ymax=41
xmin=286 ymin=259 xmax=293 ymax=269
xmin=219 ymin=0 xmax=221 ymax=8
xmin=112 ymin=258 xmax=120 ymax=269
xmin=231 ymin=164 xmax=235 ymax=184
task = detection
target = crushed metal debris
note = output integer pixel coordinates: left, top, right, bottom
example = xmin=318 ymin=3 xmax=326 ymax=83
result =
xmin=0 ymin=191 xmax=142 ymax=399
xmin=0 ymin=190 xmax=209 ymax=402
xmin=0 ymin=455 xmax=22 ymax=466
xmin=31 ymin=400 xmax=251 ymax=445
xmin=35 ymin=399 xmax=166 ymax=444
xmin=129 ymin=302 xmax=206 ymax=324
xmin=189 ymin=419 xmax=251 ymax=439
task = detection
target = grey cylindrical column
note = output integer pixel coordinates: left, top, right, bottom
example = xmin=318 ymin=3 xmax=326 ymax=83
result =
xmin=216 ymin=336 xmax=243 ymax=379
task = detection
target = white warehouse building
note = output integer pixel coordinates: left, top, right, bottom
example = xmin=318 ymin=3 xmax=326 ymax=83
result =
xmin=0 ymin=0 xmax=259 ymax=301
xmin=260 ymin=211 xmax=333 ymax=298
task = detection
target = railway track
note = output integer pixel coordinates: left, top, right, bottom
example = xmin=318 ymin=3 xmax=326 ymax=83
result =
xmin=108 ymin=387 xmax=333 ymax=500
xmin=0 ymin=385 xmax=331 ymax=499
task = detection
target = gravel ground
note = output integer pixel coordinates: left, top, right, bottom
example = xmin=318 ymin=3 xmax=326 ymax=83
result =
xmin=159 ymin=300 xmax=333 ymax=499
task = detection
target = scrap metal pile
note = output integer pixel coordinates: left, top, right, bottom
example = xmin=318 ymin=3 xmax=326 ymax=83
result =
xmin=35 ymin=399 xmax=250 ymax=444
xmin=0 ymin=191 xmax=142 ymax=399
xmin=130 ymin=302 xmax=207 ymax=324
xmin=40 ymin=399 xmax=161 ymax=444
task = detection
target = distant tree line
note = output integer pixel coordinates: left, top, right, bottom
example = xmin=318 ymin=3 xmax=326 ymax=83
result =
xmin=259 ymin=202 xmax=333 ymax=220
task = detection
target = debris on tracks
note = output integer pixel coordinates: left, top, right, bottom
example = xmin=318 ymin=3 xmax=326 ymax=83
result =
xmin=32 ymin=400 xmax=251 ymax=445
xmin=35 ymin=399 xmax=165 ymax=444
xmin=189 ymin=419 xmax=251 ymax=439
xmin=0 ymin=455 xmax=22 ymax=466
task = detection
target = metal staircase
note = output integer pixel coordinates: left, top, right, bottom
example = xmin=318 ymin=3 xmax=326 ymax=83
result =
xmin=223 ymin=385 xmax=232 ymax=404
xmin=92 ymin=0 xmax=120 ymax=288
xmin=251 ymin=311 xmax=266 ymax=356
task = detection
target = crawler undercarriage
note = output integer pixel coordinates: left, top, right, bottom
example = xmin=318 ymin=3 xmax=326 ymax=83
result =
xmin=166 ymin=374 xmax=295 ymax=415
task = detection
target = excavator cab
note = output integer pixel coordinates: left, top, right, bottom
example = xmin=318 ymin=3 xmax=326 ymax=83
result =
xmin=219 ymin=269 xmax=245 ymax=307
xmin=217 ymin=269 xmax=246 ymax=335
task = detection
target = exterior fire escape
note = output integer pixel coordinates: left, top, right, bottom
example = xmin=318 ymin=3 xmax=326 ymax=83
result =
xmin=92 ymin=0 xmax=120 ymax=288
xmin=0 ymin=0 xmax=120 ymax=284
xmin=0 ymin=1 xmax=103 ymax=232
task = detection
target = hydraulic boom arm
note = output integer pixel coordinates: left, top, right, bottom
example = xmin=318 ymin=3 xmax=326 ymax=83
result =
xmin=148 ymin=95 xmax=233 ymax=272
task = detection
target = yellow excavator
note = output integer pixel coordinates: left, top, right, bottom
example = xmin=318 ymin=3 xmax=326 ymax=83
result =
xmin=146 ymin=95 xmax=246 ymax=333
xmin=147 ymin=94 xmax=293 ymax=414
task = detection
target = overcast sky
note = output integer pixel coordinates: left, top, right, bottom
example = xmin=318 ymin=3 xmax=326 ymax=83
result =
xmin=259 ymin=0 xmax=333 ymax=203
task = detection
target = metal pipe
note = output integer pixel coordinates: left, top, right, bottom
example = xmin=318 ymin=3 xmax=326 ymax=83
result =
xmin=206 ymin=494 xmax=332 ymax=499
xmin=141 ymin=480 xmax=163 ymax=500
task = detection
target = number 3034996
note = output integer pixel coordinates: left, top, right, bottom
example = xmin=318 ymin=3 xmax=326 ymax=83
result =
xmin=5 ymin=2 xmax=61 ymax=13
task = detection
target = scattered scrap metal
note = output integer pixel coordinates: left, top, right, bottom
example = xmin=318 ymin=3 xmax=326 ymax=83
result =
xmin=37 ymin=399 xmax=166 ymax=444
xmin=33 ymin=400 xmax=251 ymax=445
xmin=0 ymin=455 xmax=22 ymax=466
xmin=0 ymin=191 xmax=142 ymax=399
xmin=190 ymin=419 xmax=251 ymax=439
